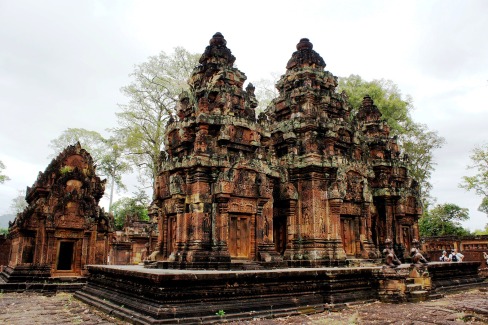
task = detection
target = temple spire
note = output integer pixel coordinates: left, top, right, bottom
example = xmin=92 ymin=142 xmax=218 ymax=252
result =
xmin=286 ymin=38 xmax=326 ymax=70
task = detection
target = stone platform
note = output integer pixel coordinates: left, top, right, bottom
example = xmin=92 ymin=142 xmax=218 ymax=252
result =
xmin=0 ymin=265 xmax=87 ymax=293
xmin=74 ymin=262 xmax=486 ymax=324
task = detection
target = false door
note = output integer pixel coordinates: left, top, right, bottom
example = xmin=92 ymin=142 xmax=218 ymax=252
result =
xmin=228 ymin=215 xmax=250 ymax=258
xmin=341 ymin=216 xmax=357 ymax=256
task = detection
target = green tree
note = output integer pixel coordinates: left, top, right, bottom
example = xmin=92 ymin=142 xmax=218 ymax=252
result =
xmin=10 ymin=190 xmax=27 ymax=214
xmin=419 ymin=203 xmax=471 ymax=237
xmin=0 ymin=228 xmax=8 ymax=235
xmin=337 ymin=74 xmax=445 ymax=204
xmin=49 ymin=128 xmax=131 ymax=211
xmin=114 ymin=47 xmax=200 ymax=186
xmin=111 ymin=190 xmax=150 ymax=230
xmin=48 ymin=128 xmax=106 ymax=161
xmin=460 ymin=143 xmax=488 ymax=215
xmin=0 ymin=160 xmax=10 ymax=183
xmin=252 ymin=73 xmax=280 ymax=114
xmin=473 ymin=224 xmax=488 ymax=235
xmin=338 ymin=74 xmax=413 ymax=135
xmin=400 ymin=123 xmax=446 ymax=202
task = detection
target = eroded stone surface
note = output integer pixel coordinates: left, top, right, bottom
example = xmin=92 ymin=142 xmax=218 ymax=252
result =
xmin=153 ymin=33 xmax=422 ymax=269
xmin=3 ymin=143 xmax=112 ymax=281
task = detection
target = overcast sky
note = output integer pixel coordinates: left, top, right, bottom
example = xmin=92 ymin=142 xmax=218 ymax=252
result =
xmin=1 ymin=0 xmax=487 ymax=230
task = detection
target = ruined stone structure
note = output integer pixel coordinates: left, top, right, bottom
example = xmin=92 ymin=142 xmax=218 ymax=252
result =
xmin=153 ymin=33 xmax=422 ymax=268
xmin=109 ymin=216 xmax=158 ymax=265
xmin=75 ymin=34 xmax=485 ymax=324
xmin=2 ymin=143 xmax=112 ymax=282
xmin=422 ymin=235 xmax=488 ymax=268
xmin=0 ymin=234 xmax=10 ymax=270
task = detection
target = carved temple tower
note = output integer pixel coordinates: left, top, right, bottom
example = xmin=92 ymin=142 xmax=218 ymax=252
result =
xmin=355 ymin=95 xmax=422 ymax=257
xmin=155 ymin=33 xmax=282 ymax=268
xmin=266 ymin=38 xmax=374 ymax=265
xmin=153 ymin=34 xmax=422 ymax=268
xmin=4 ymin=143 xmax=112 ymax=280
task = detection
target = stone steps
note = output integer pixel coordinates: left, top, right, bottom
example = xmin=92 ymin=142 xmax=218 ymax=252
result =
xmin=407 ymin=290 xmax=429 ymax=302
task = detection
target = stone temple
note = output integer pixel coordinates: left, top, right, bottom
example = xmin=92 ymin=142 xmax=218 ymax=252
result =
xmin=153 ymin=33 xmax=422 ymax=269
xmin=2 ymin=143 xmax=112 ymax=285
xmin=70 ymin=33 xmax=483 ymax=324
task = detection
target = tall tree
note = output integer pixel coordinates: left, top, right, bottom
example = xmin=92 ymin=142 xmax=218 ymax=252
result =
xmin=400 ymin=123 xmax=446 ymax=203
xmin=0 ymin=160 xmax=10 ymax=183
xmin=114 ymin=47 xmax=200 ymax=185
xmin=111 ymin=190 xmax=150 ymax=230
xmin=337 ymin=74 xmax=445 ymax=205
xmin=252 ymin=73 xmax=280 ymax=114
xmin=49 ymin=128 xmax=131 ymax=211
xmin=460 ymin=143 xmax=488 ymax=215
xmin=338 ymin=74 xmax=413 ymax=135
xmin=48 ymin=128 xmax=106 ymax=161
xmin=419 ymin=203 xmax=471 ymax=237
xmin=10 ymin=189 xmax=27 ymax=214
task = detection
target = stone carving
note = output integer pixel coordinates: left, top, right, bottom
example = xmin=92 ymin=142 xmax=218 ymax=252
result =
xmin=5 ymin=142 xmax=112 ymax=278
xmin=153 ymin=33 xmax=422 ymax=269
xmin=410 ymin=239 xmax=428 ymax=266
xmin=383 ymin=238 xmax=401 ymax=268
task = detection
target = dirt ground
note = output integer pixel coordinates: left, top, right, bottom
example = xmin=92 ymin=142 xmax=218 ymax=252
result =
xmin=0 ymin=289 xmax=487 ymax=324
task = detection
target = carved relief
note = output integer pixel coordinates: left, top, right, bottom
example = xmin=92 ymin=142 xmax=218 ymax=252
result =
xmin=153 ymin=33 xmax=422 ymax=267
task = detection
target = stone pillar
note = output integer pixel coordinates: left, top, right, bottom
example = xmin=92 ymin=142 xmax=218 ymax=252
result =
xmin=327 ymin=198 xmax=347 ymax=263
xmin=174 ymin=196 xmax=186 ymax=262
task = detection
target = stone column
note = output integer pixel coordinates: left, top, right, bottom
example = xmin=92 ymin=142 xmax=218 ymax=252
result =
xmin=174 ymin=196 xmax=186 ymax=262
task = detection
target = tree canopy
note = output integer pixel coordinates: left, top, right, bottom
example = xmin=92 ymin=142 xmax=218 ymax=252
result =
xmin=338 ymin=75 xmax=413 ymax=135
xmin=0 ymin=160 xmax=10 ymax=184
xmin=459 ymin=143 xmax=488 ymax=215
xmin=337 ymin=74 xmax=445 ymax=205
xmin=111 ymin=190 xmax=150 ymax=230
xmin=114 ymin=47 xmax=200 ymax=185
xmin=10 ymin=189 xmax=27 ymax=215
xmin=49 ymin=128 xmax=131 ymax=211
xmin=251 ymin=73 xmax=280 ymax=114
xmin=419 ymin=203 xmax=471 ymax=237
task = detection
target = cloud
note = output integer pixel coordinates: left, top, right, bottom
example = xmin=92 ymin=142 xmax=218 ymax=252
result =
xmin=413 ymin=0 xmax=488 ymax=80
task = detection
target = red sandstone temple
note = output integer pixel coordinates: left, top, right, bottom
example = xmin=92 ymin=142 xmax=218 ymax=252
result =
xmin=152 ymin=33 xmax=422 ymax=268
xmin=3 ymin=143 xmax=112 ymax=281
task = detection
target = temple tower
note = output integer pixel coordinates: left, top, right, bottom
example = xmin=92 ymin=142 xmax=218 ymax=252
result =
xmin=4 ymin=143 xmax=112 ymax=280
xmin=155 ymin=33 xmax=282 ymax=268
xmin=355 ymin=95 xmax=422 ymax=258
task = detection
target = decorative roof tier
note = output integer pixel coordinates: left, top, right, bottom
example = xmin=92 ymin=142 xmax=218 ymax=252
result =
xmin=154 ymin=34 xmax=423 ymax=270
xmin=286 ymin=38 xmax=326 ymax=70
xmin=177 ymin=32 xmax=257 ymax=121
xmin=267 ymin=38 xmax=349 ymax=122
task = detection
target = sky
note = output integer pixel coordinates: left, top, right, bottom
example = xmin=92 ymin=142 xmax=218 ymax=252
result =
xmin=1 ymin=0 xmax=487 ymax=230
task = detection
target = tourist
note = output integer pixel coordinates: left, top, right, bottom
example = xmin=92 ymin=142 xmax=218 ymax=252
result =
xmin=483 ymin=252 xmax=488 ymax=264
xmin=439 ymin=250 xmax=450 ymax=262
xmin=449 ymin=249 xmax=464 ymax=262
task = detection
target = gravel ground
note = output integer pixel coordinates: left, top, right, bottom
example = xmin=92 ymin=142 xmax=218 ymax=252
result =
xmin=1 ymin=289 xmax=487 ymax=324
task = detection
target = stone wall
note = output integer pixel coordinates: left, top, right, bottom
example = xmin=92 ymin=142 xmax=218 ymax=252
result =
xmin=0 ymin=234 xmax=11 ymax=269
xmin=422 ymin=235 xmax=488 ymax=268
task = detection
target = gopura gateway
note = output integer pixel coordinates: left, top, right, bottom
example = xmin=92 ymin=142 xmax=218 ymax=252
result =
xmin=2 ymin=143 xmax=112 ymax=284
xmin=152 ymin=32 xmax=422 ymax=268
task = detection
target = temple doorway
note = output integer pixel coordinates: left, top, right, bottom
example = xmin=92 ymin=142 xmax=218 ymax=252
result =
xmin=56 ymin=241 xmax=74 ymax=271
xmin=274 ymin=215 xmax=287 ymax=255
xmin=340 ymin=216 xmax=357 ymax=256
xmin=229 ymin=215 xmax=250 ymax=258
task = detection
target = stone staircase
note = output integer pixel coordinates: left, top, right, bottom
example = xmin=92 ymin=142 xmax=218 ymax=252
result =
xmin=405 ymin=277 xmax=443 ymax=302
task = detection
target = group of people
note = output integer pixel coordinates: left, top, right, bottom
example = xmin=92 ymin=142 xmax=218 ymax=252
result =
xmin=439 ymin=249 xmax=464 ymax=262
